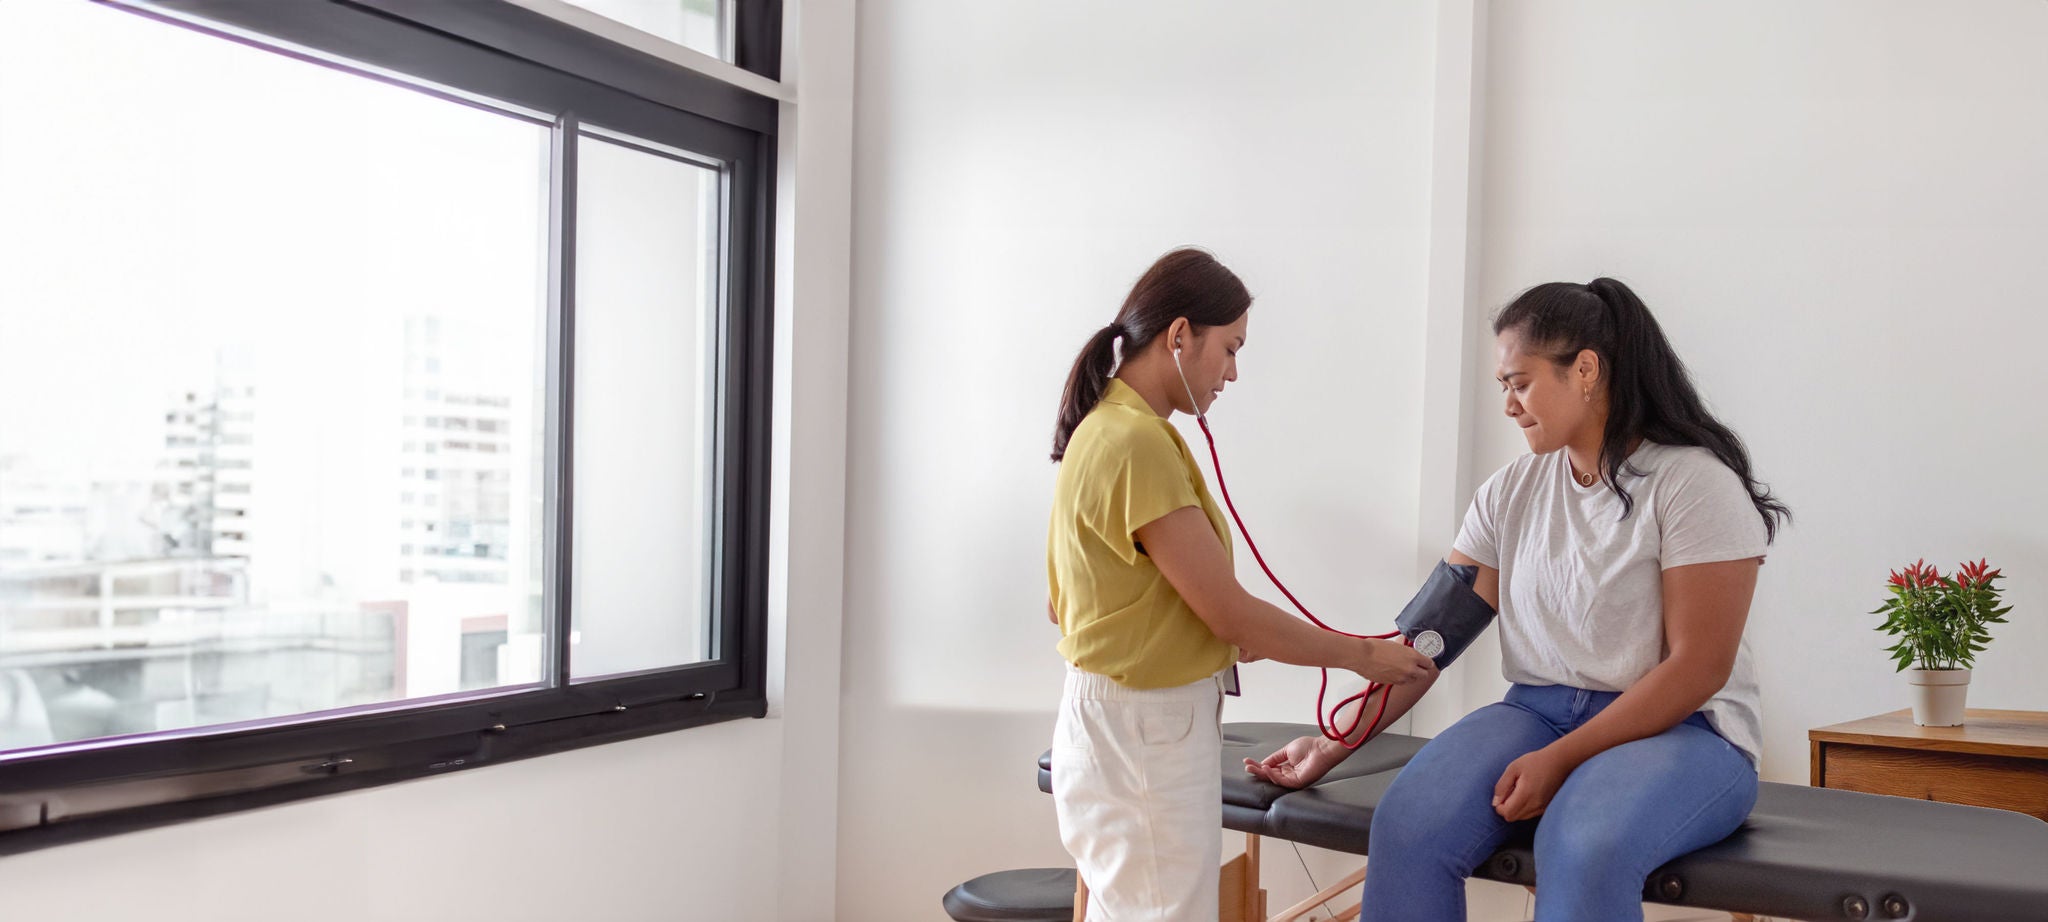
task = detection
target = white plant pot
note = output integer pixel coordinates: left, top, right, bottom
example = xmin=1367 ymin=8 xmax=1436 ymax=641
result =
xmin=1907 ymin=668 xmax=1971 ymax=727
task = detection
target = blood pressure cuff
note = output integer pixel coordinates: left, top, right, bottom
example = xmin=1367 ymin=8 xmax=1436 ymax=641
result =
xmin=1392 ymin=560 xmax=1497 ymax=670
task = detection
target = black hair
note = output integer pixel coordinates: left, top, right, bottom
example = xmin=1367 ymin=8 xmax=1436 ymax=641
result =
xmin=1494 ymin=278 xmax=1789 ymax=541
xmin=1051 ymin=247 xmax=1251 ymax=461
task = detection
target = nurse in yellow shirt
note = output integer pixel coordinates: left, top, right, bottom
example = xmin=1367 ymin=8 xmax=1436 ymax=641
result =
xmin=1047 ymin=248 xmax=1435 ymax=921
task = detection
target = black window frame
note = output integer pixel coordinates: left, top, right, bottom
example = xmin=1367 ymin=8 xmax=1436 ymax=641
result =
xmin=0 ymin=0 xmax=779 ymax=855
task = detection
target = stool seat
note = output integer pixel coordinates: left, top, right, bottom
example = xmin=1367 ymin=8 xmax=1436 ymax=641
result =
xmin=941 ymin=867 xmax=1076 ymax=922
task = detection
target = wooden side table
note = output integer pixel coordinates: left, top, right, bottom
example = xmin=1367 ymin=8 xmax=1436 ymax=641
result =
xmin=1809 ymin=708 xmax=2048 ymax=821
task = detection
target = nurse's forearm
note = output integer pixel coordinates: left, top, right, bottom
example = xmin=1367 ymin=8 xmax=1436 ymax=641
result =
xmin=1226 ymin=592 xmax=1387 ymax=672
xmin=1138 ymin=506 xmax=1432 ymax=685
xmin=1227 ymin=595 xmax=1437 ymax=687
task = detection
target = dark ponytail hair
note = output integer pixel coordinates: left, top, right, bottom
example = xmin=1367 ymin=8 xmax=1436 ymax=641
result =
xmin=1050 ymin=247 xmax=1252 ymax=461
xmin=1493 ymin=278 xmax=1790 ymax=542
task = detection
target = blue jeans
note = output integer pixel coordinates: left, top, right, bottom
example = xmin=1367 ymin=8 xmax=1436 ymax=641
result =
xmin=1359 ymin=684 xmax=1757 ymax=922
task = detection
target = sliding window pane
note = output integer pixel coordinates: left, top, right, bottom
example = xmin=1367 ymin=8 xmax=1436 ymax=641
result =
xmin=0 ymin=2 xmax=549 ymax=752
xmin=569 ymin=130 xmax=721 ymax=679
xmin=557 ymin=0 xmax=732 ymax=62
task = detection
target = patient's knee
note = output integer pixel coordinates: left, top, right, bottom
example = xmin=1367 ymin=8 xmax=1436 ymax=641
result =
xmin=1368 ymin=778 xmax=1463 ymax=861
xmin=1533 ymin=815 xmax=1641 ymax=883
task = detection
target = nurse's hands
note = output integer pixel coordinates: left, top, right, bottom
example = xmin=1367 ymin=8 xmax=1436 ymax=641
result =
xmin=1244 ymin=735 xmax=1345 ymax=790
xmin=1351 ymin=637 xmax=1435 ymax=686
xmin=1492 ymin=745 xmax=1575 ymax=821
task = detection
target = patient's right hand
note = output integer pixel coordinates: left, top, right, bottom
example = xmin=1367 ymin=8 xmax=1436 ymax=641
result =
xmin=1244 ymin=735 xmax=1345 ymax=790
xmin=1352 ymin=637 xmax=1434 ymax=686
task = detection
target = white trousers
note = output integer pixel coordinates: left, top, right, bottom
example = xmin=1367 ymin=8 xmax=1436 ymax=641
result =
xmin=1052 ymin=664 xmax=1225 ymax=922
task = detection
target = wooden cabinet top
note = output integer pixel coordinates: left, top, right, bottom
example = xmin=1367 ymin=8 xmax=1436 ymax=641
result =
xmin=1809 ymin=709 xmax=2048 ymax=761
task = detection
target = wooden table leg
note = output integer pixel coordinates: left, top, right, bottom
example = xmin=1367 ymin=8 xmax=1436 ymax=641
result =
xmin=1245 ymin=833 xmax=1265 ymax=921
xmin=1219 ymin=832 xmax=1269 ymax=922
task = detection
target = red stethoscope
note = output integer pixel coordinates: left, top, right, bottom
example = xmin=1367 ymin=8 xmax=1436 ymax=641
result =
xmin=1175 ymin=347 xmax=1419 ymax=751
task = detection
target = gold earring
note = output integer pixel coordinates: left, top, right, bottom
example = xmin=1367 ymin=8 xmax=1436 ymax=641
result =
xmin=1583 ymin=388 xmax=1591 ymax=403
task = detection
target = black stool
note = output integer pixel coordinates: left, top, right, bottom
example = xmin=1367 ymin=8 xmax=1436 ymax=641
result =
xmin=941 ymin=867 xmax=1077 ymax=922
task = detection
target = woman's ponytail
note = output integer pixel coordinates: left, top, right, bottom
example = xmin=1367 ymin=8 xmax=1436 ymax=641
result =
xmin=1049 ymin=247 xmax=1252 ymax=462
xmin=1587 ymin=276 xmax=1657 ymax=444
xmin=1051 ymin=324 xmax=1125 ymax=461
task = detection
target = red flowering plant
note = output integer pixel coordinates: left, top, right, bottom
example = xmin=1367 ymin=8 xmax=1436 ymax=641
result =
xmin=1872 ymin=559 xmax=2011 ymax=672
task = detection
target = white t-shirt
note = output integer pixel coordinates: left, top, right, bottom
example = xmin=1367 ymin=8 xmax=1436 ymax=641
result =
xmin=1453 ymin=441 xmax=1769 ymax=766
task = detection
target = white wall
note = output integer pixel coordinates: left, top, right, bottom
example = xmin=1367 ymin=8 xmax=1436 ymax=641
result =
xmin=0 ymin=724 xmax=786 ymax=920
xmin=16 ymin=2 xmax=2048 ymax=920
xmin=839 ymin=2 xmax=1443 ymax=918
xmin=0 ymin=1 xmax=856 ymax=919
xmin=1469 ymin=0 xmax=2048 ymax=781
xmin=848 ymin=2 xmax=2048 ymax=920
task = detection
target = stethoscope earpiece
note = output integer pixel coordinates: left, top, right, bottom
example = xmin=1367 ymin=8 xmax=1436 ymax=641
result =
xmin=1171 ymin=344 xmax=1204 ymax=423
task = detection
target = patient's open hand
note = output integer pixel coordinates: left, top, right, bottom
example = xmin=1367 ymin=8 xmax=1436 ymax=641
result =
xmin=1244 ymin=735 xmax=1345 ymax=790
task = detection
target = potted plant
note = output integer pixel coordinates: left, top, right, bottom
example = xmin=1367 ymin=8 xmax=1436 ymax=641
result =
xmin=1872 ymin=558 xmax=2011 ymax=726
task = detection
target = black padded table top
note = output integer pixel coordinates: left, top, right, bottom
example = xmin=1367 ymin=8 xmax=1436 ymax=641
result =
xmin=1038 ymin=722 xmax=2048 ymax=921
xmin=1035 ymin=722 xmax=1427 ymax=810
xmin=1036 ymin=722 xmax=1428 ymax=834
xmin=1269 ymin=765 xmax=2048 ymax=920
xmin=1642 ymin=782 xmax=2048 ymax=921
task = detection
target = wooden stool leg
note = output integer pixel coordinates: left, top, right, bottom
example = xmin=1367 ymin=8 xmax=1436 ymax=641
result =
xmin=1071 ymin=872 xmax=1088 ymax=922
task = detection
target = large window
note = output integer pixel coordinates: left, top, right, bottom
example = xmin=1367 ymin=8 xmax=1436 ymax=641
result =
xmin=0 ymin=0 xmax=776 ymax=853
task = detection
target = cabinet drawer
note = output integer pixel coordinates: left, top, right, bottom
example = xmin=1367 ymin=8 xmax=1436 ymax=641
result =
xmin=1822 ymin=743 xmax=2048 ymax=821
